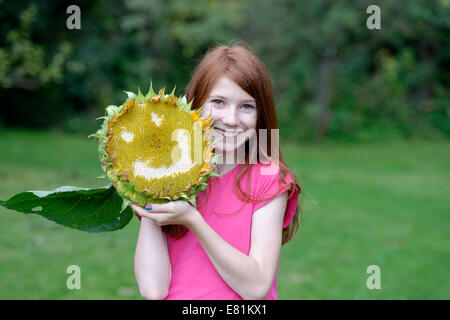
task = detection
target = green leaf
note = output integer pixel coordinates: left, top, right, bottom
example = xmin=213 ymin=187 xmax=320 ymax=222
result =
xmin=136 ymin=87 xmax=146 ymax=103
xmin=160 ymin=87 xmax=166 ymax=102
xmin=0 ymin=184 xmax=133 ymax=233
xmin=169 ymin=86 xmax=176 ymax=97
xmin=187 ymin=196 xmax=196 ymax=207
xmin=207 ymin=171 xmax=221 ymax=178
xmin=177 ymin=95 xmax=187 ymax=106
xmin=145 ymin=81 xmax=156 ymax=99
xmin=106 ymin=105 xmax=119 ymax=116
xmin=178 ymin=100 xmax=192 ymax=113
xmin=124 ymin=91 xmax=136 ymax=103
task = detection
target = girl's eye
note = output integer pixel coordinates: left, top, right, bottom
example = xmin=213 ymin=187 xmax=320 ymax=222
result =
xmin=242 ymin=104 xmax=255 ymax=110
xmin=211 ymin=99 xmax=224 ymax=105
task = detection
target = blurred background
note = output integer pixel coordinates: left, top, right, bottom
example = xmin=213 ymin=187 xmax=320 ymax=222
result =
xmin=0 ymin=0 xmax=449 ymax=299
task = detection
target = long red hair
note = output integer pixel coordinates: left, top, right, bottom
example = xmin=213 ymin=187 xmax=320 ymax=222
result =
xmin=163 ymin=43 xmax=303 ymax=244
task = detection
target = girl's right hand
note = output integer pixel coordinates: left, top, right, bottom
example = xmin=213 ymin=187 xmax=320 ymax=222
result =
xmin=132 ymin=204 xmax=157 ymax=222
xmin=131 ymin=204 xmax=144 ymax=220
xmin=131 ymin=202 xmax=199 ymax=229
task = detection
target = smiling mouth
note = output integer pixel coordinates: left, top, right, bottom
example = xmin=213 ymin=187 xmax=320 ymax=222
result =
xmin=214 ymin=128 xmax=244 ymax=137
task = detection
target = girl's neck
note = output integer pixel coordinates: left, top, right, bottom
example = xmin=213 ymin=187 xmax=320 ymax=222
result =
xmin=214 ymin=150 xmax=240 ymax=175
xmin=214 ymin=145 xmax=247 ymax=175
xmin=215 ymin=163 xmax=238 ymax=176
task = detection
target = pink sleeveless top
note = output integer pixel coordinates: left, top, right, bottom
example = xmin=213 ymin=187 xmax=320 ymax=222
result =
xmin=165 ymin=162 xmax=299 ymax=300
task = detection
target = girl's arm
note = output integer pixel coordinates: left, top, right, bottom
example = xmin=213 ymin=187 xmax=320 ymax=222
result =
xmin=189 ymin=192 xmax=287 ymax=300
xmin=136 ymin=194 xmax=288 ymax=300
xmin=133 ymin=212 xmax=172 ymax=300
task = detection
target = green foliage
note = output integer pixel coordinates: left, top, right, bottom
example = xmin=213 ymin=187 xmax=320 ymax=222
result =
xmin=0 ymin=0 xmax=448 ymax=140
xmin=259 ymin=0 xmax=450 ymax=141
xmin=0 ymin=3 xmax=74 ymax=89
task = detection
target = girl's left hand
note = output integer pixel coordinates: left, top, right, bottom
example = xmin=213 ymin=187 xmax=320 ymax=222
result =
xmin=130 ymin=201 xmax=199 ymax=229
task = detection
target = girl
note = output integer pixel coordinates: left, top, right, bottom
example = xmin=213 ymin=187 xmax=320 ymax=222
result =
xmin=131 ymin=43 xmax=302 ymax=300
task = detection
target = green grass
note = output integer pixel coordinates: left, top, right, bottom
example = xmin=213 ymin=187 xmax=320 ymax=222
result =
xmin=0 ymin=128 xmax=449 ymax=299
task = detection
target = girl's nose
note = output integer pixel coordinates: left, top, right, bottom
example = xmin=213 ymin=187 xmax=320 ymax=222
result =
xmin=222 ymin=108 xmax=239 ymax=127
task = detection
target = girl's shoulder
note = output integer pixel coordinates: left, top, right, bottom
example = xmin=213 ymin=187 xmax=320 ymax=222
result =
xmin=248 ymin=162 xmax=300 ymax=228
xmin=248 ymin=161 xmax=294 ymax=183
xmin=247 ymin=162 xmax=296 ymax=198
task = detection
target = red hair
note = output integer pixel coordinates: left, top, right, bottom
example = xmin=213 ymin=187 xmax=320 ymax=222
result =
xmin=164 ymin=43 xmax=303 ymax=244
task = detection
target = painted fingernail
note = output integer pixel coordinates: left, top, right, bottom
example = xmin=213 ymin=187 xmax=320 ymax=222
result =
xmin=145 ymin=204 xmax=152 ymax=211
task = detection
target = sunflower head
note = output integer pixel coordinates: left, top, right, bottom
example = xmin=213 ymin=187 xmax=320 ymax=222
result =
xmin=90 ymin=83 xmax=218 ymax=207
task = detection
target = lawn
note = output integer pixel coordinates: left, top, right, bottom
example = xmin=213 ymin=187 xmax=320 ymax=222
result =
xmin=0 ymin=128 xmax=448 ymax=299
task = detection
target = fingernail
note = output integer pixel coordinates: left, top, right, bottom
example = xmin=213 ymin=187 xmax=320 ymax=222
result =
xmin=145 ymin=204 xmax=152 ymax=211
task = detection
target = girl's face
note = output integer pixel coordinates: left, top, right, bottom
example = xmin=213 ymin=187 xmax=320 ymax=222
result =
xmin=202 ymin=76 xmax=257 ymax=155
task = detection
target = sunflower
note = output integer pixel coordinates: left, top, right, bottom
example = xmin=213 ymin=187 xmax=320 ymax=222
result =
xmin=90 ymin=83 xmax=218 ymax=208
